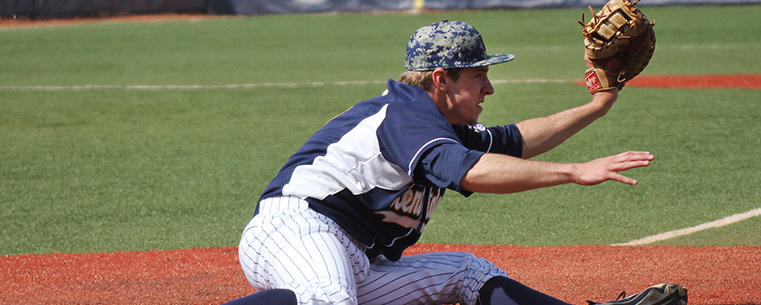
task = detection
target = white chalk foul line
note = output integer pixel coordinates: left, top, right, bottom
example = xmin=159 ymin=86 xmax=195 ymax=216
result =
xmin=613 ymin=207 xmax=761 ymax=246
xmin=0 ymin=78 xmax=576 ymax=91
xmin=0 ymin=81 xmax=383 ymax=91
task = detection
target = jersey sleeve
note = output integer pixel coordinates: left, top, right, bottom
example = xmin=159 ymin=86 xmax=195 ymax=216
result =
xmin=411 ymin=124 xmax=523 ymax=195
xmin=415 ymin=142 xmax=484 ymax=195
xmin=453 ymin=123 xmax=523 ymax=158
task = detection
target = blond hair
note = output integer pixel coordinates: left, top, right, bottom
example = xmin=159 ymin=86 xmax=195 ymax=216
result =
xmin=397 ymin=69 xmax=462 ymax=91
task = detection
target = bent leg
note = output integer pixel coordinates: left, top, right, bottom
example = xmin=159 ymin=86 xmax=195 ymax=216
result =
xmin=238 ymin=197 xmax=370 ymax=305
xmin=357 ymin=252 xmax=507 ymax=305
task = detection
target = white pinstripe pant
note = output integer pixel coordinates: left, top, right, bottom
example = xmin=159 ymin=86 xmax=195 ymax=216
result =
xmin=238 ymin=196 xmax=508 ymax=305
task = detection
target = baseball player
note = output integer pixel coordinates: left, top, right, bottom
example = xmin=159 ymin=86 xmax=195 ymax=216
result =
xmin=224 ymin=20 xmax=687 ymax=305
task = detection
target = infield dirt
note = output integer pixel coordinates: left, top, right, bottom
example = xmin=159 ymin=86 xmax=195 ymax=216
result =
xmin=3 ymin=244 xmax=760 ymax=304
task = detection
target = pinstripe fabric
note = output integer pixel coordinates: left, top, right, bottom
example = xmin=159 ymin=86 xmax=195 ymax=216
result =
xmin=358 ymin=252 xmax=507 ymax=304
xmin=239 ymin=196 xmax=507 ymax=305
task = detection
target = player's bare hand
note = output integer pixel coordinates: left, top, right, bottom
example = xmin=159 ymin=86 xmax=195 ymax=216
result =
xmin=572 ymin=151 xmax=654 ymax=186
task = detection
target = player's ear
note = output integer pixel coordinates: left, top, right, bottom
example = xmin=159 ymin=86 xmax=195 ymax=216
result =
xmin=431 ymin=68 xmax=448 ymax=91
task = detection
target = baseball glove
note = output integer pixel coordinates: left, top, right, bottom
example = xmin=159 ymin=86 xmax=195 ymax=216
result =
xmin=579 ymin=0 xmax=656 ymax=94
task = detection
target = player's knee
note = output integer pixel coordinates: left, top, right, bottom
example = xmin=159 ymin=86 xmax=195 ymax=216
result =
xmin=458 ymin=252 xmax=500 ymax=272
xmin=428 ymin=252 xmax=507 ymax=305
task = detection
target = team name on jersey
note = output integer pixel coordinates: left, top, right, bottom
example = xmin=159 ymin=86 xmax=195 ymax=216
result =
xmin=374 ymin=184 xmax=443 ymax=232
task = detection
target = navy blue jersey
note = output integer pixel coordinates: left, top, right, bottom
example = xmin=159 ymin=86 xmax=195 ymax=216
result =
xmin=259 ymin=80 xmax=523 ymax=261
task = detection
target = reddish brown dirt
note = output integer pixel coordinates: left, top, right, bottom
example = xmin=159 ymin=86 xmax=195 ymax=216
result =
xmin=576 ymin=74 xmax=761 ymax=89
xmin=2 ymin=244 xmax=759 ymax=305
xmin=627 ymin=74 xmax=761 ymax=89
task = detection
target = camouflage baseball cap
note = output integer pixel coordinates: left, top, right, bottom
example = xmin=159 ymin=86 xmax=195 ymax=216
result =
xmin=405 ymin=20 xmax=515 ymax=71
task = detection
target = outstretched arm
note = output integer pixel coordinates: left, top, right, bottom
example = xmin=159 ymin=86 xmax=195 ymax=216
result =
xmin=516 ymin=56 xmax=618 ymax=159
xmin=460 ymin=150 xmax=653 ymax=194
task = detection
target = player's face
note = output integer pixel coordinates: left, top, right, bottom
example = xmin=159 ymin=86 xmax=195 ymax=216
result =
xmin=444 ymin=66 xmax=495 ymax=125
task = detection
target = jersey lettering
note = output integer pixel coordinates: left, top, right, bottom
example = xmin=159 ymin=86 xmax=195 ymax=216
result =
xmin=426 ymin=187 xmax=442 ymax=217
xmin=379 ymin=184 xmax=444 ymax=232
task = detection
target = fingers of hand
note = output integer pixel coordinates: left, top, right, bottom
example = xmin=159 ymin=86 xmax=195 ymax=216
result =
xmin=577 ymin=151 xmax=652 ymax=185
xmin=611 ymin=173 xmax=638 ymax=185
xmin=612 ymin=151 xmax=654 ymax=171
xmin=607 ymin=151 xmax=653 ymax=185
xmin=574 ymin=151 xmax=653 ymax=186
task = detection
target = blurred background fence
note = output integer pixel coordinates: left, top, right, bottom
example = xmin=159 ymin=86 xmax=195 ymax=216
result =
xmin=2 ymin=0 xmax=761 ymax=19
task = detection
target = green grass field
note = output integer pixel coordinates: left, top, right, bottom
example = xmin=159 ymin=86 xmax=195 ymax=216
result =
xmin=2 ymin=5 xmax=760 ymax=255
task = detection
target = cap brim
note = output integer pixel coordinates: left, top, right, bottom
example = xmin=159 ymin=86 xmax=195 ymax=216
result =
xmin=405 ymin=53 xmax=516 ymax=71
xmin=471 ymin=53 xmax=515 ymax=67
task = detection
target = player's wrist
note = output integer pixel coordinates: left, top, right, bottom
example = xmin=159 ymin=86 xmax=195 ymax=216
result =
xmin=586 ymin=88 xmax=618 ymax=117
